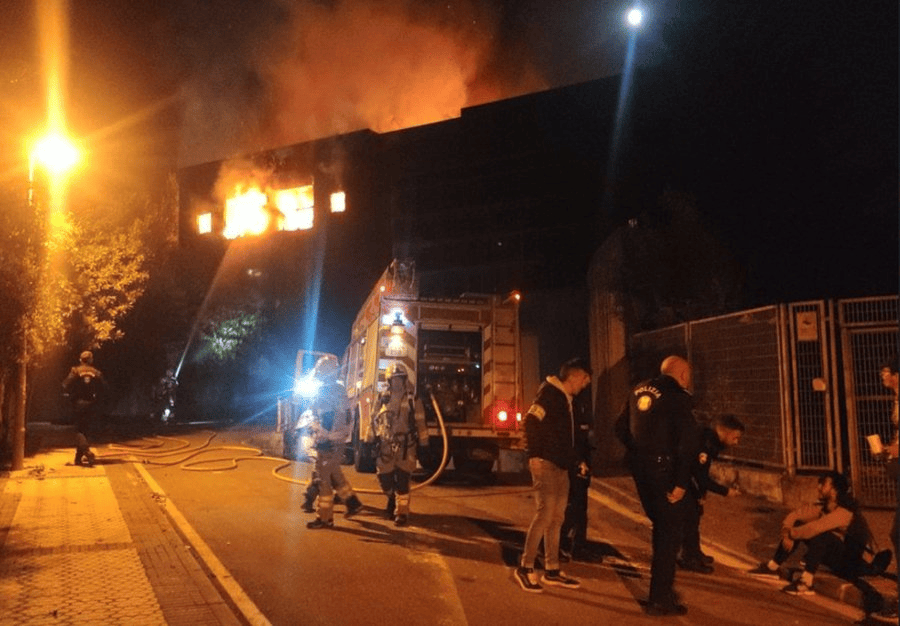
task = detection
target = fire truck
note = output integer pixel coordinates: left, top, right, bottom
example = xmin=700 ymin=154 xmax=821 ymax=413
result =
xmin=342 ymin=259 xmax=529 ymax=476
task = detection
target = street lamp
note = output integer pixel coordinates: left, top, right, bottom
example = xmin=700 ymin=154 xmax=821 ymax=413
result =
xmin=28 ymin=132 xmax=80 ymax=207
xmin=626 ymin=7 xmax=644 ymax=28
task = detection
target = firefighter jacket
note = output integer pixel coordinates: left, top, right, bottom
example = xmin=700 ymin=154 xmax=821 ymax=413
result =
xmin=309 ymin=381 xmax=351 ymax=449
xmin=62 ymin=364 xmax=105 ymax=409
xmin=524 ymin=376 xmax=583 ymax=471
xmin=690 ymin=426 xmax=730 ymax=498
xmin=618 ymin=373 xmax=699 ymax=491
xmin=371 ymin=383 xmax=428 ymax=447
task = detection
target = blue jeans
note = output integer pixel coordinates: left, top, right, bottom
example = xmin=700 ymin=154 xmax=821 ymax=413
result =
xmin=521 ymin=457 xmax=570 ymax=571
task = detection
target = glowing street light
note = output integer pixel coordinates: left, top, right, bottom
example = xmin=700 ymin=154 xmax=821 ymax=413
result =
xmin=28 ymin=132 xmax=80 ymax=210
xmin=31 ymin=133 xmax=79 ymax=176
xmin=626 ymin=8 xmax=644 ymax=28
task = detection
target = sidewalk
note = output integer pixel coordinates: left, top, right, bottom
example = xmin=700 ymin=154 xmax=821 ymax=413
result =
xmin=0 ymin=448 xmax=247 ymax=626
xmin=592 ymin=475 xmax=899 ymax=618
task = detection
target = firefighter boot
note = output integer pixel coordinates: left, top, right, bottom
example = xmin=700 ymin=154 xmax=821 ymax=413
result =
xmin=344 ymin=494 xmax=363 ymax=518
xmin=301 ymin=490 xmax=317 ymax=513
xmin=306 ymin=518 xmax=334 ymax=530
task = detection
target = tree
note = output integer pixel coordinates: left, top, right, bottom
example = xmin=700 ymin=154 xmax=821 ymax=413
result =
xmin=618 ymin=190 xmax=744 ymax=331
xmin=0 ymin=182 xmax=156 ymax=469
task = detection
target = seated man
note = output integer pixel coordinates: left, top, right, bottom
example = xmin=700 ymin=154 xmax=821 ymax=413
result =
xmin=747 ymin=471 xmax=890 ymax=601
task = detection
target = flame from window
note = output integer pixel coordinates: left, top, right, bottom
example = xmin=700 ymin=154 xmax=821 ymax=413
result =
xmin=224 ymin=186 xmax=268 ymax=239
xmin=221 ymin=184 xmax=316 ymax=239
xmin=273 ymin=185 xmax=314 ymax=230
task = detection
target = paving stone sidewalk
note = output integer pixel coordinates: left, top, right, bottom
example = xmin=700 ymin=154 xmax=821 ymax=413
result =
xmin=0 ymin=451 xmax=245 ymax=626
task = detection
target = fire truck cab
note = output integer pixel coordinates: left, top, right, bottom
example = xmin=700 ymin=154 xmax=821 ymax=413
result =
xmin=342 ymin=260 xmax=527 ymax=476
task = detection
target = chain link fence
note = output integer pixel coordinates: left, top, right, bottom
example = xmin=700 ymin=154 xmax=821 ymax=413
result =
xmin=630 ymin=295 xmax=898 ymax=506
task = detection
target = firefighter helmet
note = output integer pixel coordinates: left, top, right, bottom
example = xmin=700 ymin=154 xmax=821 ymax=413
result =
xmin=311 ymin=354 xmax=340 ymax=380
xmin=385 ymin=362 xmax=408 ymax=380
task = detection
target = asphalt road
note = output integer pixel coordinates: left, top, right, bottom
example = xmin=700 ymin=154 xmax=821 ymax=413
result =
xmin=138 ymin=426 xmax=861 ymax=626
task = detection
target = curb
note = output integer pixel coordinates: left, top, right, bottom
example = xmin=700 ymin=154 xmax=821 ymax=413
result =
xmin=591 ymin=477 xmax=895 ymax=615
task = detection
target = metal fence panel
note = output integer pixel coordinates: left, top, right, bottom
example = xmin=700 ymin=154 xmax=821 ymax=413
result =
xmin=840 ymin=296 xmax=899 ymax=508
xmin=629 ymin=324 xmax=688 ymax=383
xmin=788 ymin=302 xmax=835 ymax=470
xmin=690 ymin=307 xmax=786 ymax=468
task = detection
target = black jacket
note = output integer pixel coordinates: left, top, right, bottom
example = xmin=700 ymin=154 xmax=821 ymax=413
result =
xmin=524 ymin=378 xmax=583 ymax=471
xmin=616 ymin=374 xmax=698 ymax=490
xmin=690 ymin=426 xmax=729 ymax=498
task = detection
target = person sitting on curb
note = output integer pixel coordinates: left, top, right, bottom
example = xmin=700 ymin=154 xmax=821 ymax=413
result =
xmin=747 ymin=471 xmax=891 ymax=602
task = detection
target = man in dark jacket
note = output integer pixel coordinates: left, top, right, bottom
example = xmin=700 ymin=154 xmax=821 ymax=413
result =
xmin=514 ymin=358 xmax=592 ymax=593
xmin=615 ymin=355 xmax=699 ymax=617
xmin=62 ymin=351 xmax=105 ymax=467
xmin=678 ymin=414 xmax=744 ymax=572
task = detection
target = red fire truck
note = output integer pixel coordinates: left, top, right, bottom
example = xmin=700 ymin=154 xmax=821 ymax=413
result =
xmin=342 ymin=260 xmax=530 ymax=476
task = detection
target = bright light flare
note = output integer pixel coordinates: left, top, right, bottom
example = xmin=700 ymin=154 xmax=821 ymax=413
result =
xmin=294 ymin=376 xmax=322 ymax=398
xmin=32 ymin=133 xmax=79 ymax=176
xmin=626 ymin=7 xmax=643 ymax=28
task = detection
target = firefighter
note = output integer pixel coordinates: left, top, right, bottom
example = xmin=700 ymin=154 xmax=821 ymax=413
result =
xmin=368 ymin=362 xmax=429 ymax=526
xmin=305 ymin=355 xmax=363 ymax=529
xmin=62 ymin=351 xmax=105 ymax=467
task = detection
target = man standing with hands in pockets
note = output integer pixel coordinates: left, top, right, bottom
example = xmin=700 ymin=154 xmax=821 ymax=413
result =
xmin=514 ymin=358 xmax=592 ymax=593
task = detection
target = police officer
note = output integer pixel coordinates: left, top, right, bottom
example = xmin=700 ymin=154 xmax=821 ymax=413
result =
xmin=615 ymin=355 xmax=698 ymax=617
xmin=678 ymin=414 xmax=744 ymax=572
xmin=368 ymin=363 xmax=428 ymax=526
xmin=305 ymin=355 xmax=363 ymax=529
xmin=62 ymin=351 xmax=105 ymax=467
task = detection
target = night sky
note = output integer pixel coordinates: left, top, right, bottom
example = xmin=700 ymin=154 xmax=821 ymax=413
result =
xmin=1 ymin=0 xmax=896 ymax=304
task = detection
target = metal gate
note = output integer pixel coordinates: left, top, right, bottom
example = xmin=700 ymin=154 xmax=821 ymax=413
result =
xmin=786 ymin=301 xmax=839 ymax=472
xmin=840 ymin=296 xmax=899 ymax=508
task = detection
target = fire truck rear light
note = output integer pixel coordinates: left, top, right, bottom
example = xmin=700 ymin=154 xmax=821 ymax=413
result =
xmin=516 ymin=412 xmax=522 ymax=421
xmin=497 ymin=410 xmax=508 ymax=422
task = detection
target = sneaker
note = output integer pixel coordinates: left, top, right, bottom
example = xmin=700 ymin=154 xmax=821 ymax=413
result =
xmin=84 ymin=452 xmax=96 ymax=467
xmin=306 ymin=518 xmax=334 ymax=530
xmin=514 ymin=567 xmax=543 ymax=593
xmin=868 ymin=550 xmax=893 ymax=576
xmin=394 ymin=514 xmax=408 ymax=527
xmin=746 ymin=563 xmax=782 ymax=582
xmin=384 ymin=496 xmax=396 ymax=520
xmin=699 ymin=551 xmax=715 ymax=565
xmin=781 ymin=580 xmax=814 ymax=596
xmin=542 ymin=569 xmax=581 ymax=588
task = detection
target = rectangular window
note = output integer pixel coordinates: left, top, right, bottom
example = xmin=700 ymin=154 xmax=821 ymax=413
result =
xmin=197 ymin=212 xmax=212 ymax=234
xmin=330 ymin=191 xmax=346 ymax=213
xmin=274 ymin=185 xmax=315 ymax=231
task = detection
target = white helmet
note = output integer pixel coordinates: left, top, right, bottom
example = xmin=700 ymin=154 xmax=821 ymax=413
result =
xmin=312 ymin=354 xmax=340 ymax=380
xmin=385 ymin=362 xmax=408 ymax=380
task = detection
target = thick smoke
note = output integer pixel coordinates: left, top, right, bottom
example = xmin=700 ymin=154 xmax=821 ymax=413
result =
xmin=177 ymin=0 xmax=546 ymax=165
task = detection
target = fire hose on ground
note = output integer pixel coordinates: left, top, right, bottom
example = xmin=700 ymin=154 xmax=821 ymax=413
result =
xmin=101 ymin=391 xmax=455 ymax=496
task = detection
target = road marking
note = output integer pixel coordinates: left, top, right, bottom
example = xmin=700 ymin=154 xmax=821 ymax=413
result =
xmin=134 ymin=463 xmax=273 ymax=626
xmin=406 ymin=549 xmax=469 ymax=625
